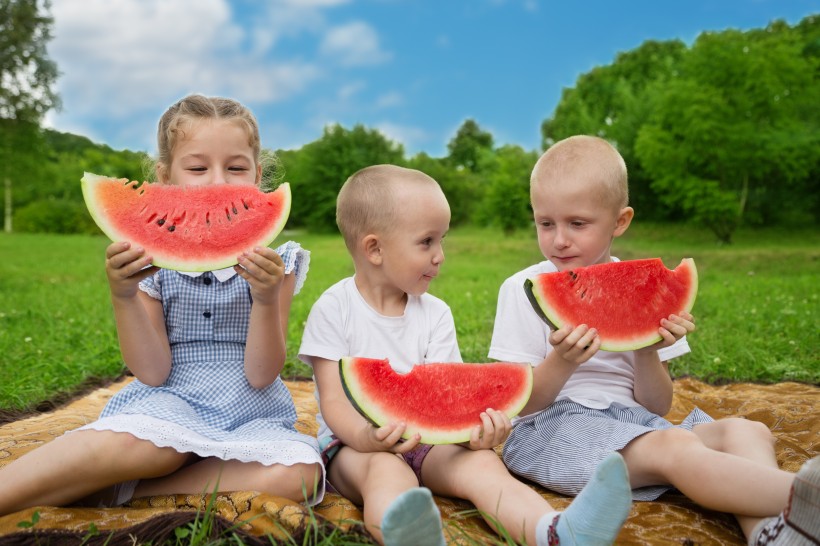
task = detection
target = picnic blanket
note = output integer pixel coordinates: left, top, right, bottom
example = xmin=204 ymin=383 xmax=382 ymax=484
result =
xmin=0 ymin=377 xmax=817 ymax=545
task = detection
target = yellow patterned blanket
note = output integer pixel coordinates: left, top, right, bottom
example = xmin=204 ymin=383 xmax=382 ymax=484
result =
xmin=0 ymin=378 xmax=817 ymax=545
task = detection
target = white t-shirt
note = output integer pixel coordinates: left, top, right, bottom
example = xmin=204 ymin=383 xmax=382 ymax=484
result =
xmin=298 ymin=277 xmax=462 ymax=441
xmin=488 ymin=259 xmax=690 ymax=411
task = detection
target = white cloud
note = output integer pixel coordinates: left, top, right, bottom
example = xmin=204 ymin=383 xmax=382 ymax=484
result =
xmin=374 ymin=91 xmax=403 ymax=109
xmin=320 ymin=21 xmax=392 ymax=66
xmin=374 ymin=122 xmax=427 ymax=152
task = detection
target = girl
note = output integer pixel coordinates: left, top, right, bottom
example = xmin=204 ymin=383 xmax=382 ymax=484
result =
xmin=0 ymin=95 xmax=323 ymax=516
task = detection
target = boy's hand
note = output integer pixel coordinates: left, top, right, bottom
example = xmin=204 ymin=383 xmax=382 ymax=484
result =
xmin=235 ymin=246 xmax=284 ymax=305
xmin=366 ymin=421 xmax=422 ymax=454
xmin=549 ymin=324 xmax=600 ymax=364
xmin=637 ymin=312 xmax=696 ymax=353
xmin=105 ymin=241 xmax=158 ymax=299
xmin=466 ymin=408 xmax=512 ymax=450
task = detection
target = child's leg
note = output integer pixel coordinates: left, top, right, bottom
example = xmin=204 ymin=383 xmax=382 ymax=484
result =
xmin=691 ymin=418 xmax=781 ymax=537
xmin=620 ymin=426 xmax=794 ymax=517
xmin=133 ymin=459 xmax=323 ymax=503
xmin=328 ymin=448 xmax=439 ymax=545
xmin=0 ymin=429 xmax=188 ymax=516
xmin=422 ymin=446 xmax=631 ymax=546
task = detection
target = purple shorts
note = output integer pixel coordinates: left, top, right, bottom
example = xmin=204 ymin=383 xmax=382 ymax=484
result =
xmin=320 ymin=435 xmax=434 ymax=489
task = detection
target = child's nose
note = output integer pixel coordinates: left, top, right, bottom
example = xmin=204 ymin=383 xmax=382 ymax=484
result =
xmin=554 ymin=227 xmax=570 ymax=247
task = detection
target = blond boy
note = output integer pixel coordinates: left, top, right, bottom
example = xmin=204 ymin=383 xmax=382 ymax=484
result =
xmin=490 ymin=135 xmax=820 ymax=546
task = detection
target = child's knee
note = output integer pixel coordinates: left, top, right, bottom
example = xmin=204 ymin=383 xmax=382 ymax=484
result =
xmin=258 ymin=462 xmax=322 ymax=501
xmin=719 ymin=417 xmax=775 ymax=448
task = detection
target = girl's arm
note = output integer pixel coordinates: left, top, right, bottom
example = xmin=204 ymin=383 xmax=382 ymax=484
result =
xmin=238 ymin=247 xmax=291 ymax=389
xmin=633 ymin=312 xmax=696 ymax=415
xmin=106 ymin=242 xmax=172 ymax=386
xmin=312 ymin=357 xmax=422 ymax=454
xmin=520 ymin=324 xmax=600 ymax=415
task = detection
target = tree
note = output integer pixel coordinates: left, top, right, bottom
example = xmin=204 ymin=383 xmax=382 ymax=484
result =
xmin=541 ymin=40 xmax=687 ymax=219
xmin=446 ymin=119 xmax=494 ymax=172
xmin=0 ymin=0 xmax=60 ymax=231
xmin=0 ymin=0 xmax=59 ymax=121
xmin=635 ymin=22 xmax=820 ymax=242
xmin=475 ymin=145 xmax=537 ymax=234
xmin=280 ymin=124 xmax=405 ymax=232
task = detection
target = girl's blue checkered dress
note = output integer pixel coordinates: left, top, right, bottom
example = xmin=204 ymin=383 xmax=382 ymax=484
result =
xmin=77 ymin=241 xmax=321 ymax=473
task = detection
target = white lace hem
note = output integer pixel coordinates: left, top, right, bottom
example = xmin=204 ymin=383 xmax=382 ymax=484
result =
xmin=74 ymin=415 xmax=325 ymax=503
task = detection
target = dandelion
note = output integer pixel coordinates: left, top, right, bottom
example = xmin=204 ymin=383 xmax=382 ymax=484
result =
xmin=713 ymin=357 xmax=721 ymax=364
xmin=24 ymin=337 xmax=32 ymax=343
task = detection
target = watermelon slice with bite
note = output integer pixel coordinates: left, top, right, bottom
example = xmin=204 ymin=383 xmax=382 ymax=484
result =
xmin=81 ymin=172 xmax=291 ymax=272
xmin=525 ymin=258 xmax=698 ymax=352
xmin=340 ymin=357 xmax=533 ymax=444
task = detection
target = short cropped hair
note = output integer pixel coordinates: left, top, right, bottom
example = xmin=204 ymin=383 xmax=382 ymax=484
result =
xmin=336 ymin=164 xmax=440 ymax=252
xmin=531 ymin=135 xmax=628 ymax=209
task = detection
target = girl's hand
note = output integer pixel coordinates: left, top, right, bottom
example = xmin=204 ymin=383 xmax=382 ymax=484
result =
xmin=235 ymin=246 xmax=284 ymax=305
xmin=105 ymin=241 xmax=158 ymax=299
xmin=637 ymin=311 xmax=696 ymax=353
xmin=366 ymin=421 xmax=422 ymax=454
xmin=549 ymin=324 xmax=600 ymax=365
xmin=466 ymin=408 xmax=512 ymax=450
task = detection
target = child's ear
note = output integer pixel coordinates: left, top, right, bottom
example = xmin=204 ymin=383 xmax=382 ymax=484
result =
xmin=255 ymin=164 xmax=263 ymax=186
xmin=613 ymin=206 xmax=634 ymax=237
xmin=362 ymin=234 xmax=383 ymax=265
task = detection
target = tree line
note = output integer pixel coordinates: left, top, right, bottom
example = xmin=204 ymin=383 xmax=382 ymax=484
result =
xmin=1 ymin=0 xmax=817 ymax=242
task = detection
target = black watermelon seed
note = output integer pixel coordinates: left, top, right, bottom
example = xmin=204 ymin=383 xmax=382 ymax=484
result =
xmin=168 ymin=225 xmax=175 ymax=232
xmin=157 ymin=218 xmax=165 ymax=226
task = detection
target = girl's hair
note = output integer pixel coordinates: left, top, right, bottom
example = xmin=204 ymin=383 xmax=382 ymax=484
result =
xmin=336 ymin=164 xmax=441 ymax=252
xmin=152 ymin=94 xmax=279 ymax=188
xmin=531 ymin=135 xmax=629 ymax=210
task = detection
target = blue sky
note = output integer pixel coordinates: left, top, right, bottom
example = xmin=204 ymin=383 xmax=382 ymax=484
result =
xmin=46 ymin=0 xmax=819 ymax=158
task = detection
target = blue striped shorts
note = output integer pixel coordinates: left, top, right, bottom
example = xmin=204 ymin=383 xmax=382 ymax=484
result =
xmin=502 ymin=400 xmax=714 ymax=501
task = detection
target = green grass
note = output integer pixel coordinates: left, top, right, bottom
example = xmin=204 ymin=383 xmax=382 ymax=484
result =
xmin=1 ymin=224 xmax=818 ymax=412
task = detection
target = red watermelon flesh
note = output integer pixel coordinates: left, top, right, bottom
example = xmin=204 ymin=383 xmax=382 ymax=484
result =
xmin=339 ymin=357 xmax=533 ymax=444
xmin=81 ymin=172 xmax=291 ymax=272
xmin=524 ymin=258 xmax=698 ymax=352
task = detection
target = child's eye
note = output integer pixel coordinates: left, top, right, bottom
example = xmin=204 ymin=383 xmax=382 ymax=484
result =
xmin=421 ymin=237 xmax=433 ymax=246
xmin=229 ymin=166 xmax=249 ymax=172
xmin=188 ymin=167 xmax=206 ymax=172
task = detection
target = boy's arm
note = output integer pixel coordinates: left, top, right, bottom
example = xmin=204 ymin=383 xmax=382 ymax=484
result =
xmin=633 ymin=312 xmax=696 ymax=415
xmin=520 ymin=324 xmax=601 ymax=415
xmin=312 ymin=356 xmax=422 ymax=454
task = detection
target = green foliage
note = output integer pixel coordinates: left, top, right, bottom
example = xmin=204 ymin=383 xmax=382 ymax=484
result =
xmin=281 ymin=124 xmax=405 ymax=232
xmin=635 ymin=21 xmax=820 ymax=242
xmin=0 ymin=0 xmax=60 ymax=122
xmin=446 ymin=119 xmax=494 ymax=172
xmin=407 ymin=152 xmax=483 ymax=226
xmin=14 ymin=198 xmax=98 ymax=234
xmin=542 ymin=39 xmax=687 ymax=219
xmin=474 ymin=145 xmax=537 ymax=234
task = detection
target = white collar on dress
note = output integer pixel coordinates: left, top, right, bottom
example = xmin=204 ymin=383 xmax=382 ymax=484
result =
xmin=177 ymin=267 xmax=237 ymax=282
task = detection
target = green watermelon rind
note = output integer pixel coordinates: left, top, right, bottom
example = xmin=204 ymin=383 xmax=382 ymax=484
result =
xmin=81 ymin=172 xmax=291 ymax=272
xmin=524 ymin=258 xmax=698 ymax=352
xmin=339 ymin=357 xmax=534 ymax=445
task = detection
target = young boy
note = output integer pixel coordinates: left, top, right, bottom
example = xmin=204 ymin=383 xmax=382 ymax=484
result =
xmin=489 ymin=135 xmax=820 ymax=546
xmin=299 ymin=164 xmax=634 ymax=546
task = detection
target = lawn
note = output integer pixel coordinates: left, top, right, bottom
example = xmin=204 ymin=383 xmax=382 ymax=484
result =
xmin=0 ymin=224 xmax=817 ymax=412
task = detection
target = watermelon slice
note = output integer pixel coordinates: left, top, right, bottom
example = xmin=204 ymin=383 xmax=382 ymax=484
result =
xmin=524 ymin=258 xmax=698 ymax=352
xmin=81 ymin=172 xmax=291 ymax=272
xmin=339 ymin=357 xmax=533 ymax=444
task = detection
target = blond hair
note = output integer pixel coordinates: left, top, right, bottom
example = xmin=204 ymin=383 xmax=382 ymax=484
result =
xmin=336 ymin=164 xmax=441 ymax=252
xmin=531 ymin=135 xmax=628 ymax=209
xmin=154 ymin=94 xmax=278 ymax=187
